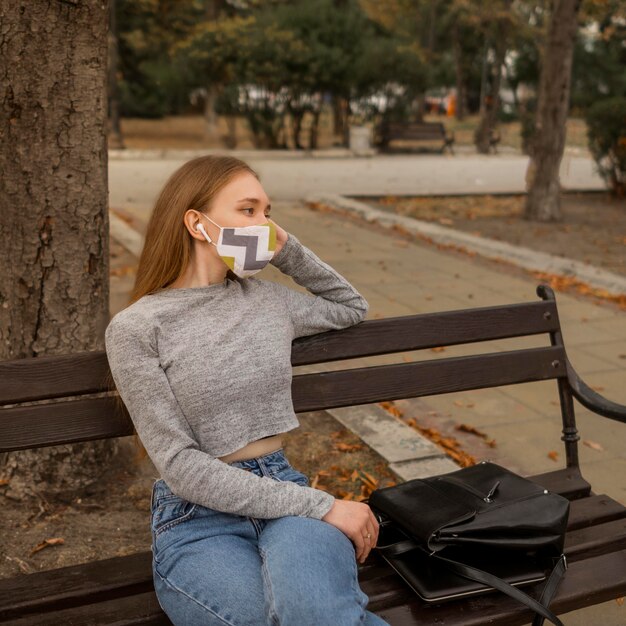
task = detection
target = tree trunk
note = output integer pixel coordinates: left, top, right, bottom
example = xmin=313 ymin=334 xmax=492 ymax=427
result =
xmin=224 ymin=116 xmax=238 ymax=149
xmin=0 ymin=0 xmax=115 ymax=503
xmin=475 ymin=23 xmax=509 ymax=154
xmin=331 ymin=94 xmax=345 ymax=146
xmin=308 ymin=107 xmax=321 ymax=150
xmin=524 ymin=0 xmax=582 ymax=222
xmin=107 ymin=0 xmax=125 ymax=149
xmin=452 ymin=23 xmax=467 ymax=121
xmin=203 ymin=85 xmax=221 ymax=142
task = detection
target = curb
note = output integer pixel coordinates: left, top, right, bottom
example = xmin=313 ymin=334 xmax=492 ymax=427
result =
xmin=109 ymin=147 xmax=375 ymax=160
xmin=109 ymin=211 xmax=144 ymax=258
xmin=326 ymin=404 xmax=459 ymax=482
xmin=305 ymin=193 xmax=626 ymax=298
xmin=108 ymin=146 xmax=590 ymax=160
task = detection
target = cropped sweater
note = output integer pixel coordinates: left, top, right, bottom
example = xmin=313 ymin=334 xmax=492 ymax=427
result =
xmin=104 ymin=231 xmax=369 ymax=520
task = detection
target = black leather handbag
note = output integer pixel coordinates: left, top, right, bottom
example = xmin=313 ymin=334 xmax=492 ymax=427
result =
xmin=367 ymin=461 xmax=570 ymax=626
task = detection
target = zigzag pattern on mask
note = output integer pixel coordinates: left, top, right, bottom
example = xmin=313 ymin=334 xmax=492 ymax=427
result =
xmin=220 ymin=226 xmax=275 ymax=274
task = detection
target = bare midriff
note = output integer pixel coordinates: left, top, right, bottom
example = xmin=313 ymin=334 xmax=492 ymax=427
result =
xmin=217 ymin=434 xmax=284 ymax=464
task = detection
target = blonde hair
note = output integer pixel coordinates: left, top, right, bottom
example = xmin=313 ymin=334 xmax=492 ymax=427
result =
xmin=106 ymin=155 xmax=259 ymax=463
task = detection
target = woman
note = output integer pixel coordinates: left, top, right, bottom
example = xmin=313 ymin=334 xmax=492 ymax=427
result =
xmin=105 ymin=155 xmax=388 ymax=625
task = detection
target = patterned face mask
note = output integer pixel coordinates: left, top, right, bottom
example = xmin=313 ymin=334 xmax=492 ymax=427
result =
xmin=196 ymin=213 xmax=277 ymax=278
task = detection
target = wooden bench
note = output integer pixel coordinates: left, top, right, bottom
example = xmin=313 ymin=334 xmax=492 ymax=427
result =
xmin=375 ymin=121 xmax=455 ymax=154
xmin=1 ymin=283 xmax=625 ymax=624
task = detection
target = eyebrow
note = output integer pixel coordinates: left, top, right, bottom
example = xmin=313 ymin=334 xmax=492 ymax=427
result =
xmin=236 ymin=197 xmax=271 ymax=210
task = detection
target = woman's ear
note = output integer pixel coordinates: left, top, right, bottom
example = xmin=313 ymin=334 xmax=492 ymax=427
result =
xmin=184 ymin=210 xmax=208 ymax=241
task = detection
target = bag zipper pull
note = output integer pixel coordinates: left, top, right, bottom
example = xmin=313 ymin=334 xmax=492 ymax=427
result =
xmin=484 ymin=480 xmax=500 ymax=502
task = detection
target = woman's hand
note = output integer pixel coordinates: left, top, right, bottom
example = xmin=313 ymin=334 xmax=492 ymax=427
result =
xmin=321 ymin=499 xmax=380 ymax=564
xmin=268 ymin=218 xmax=289 ymax=257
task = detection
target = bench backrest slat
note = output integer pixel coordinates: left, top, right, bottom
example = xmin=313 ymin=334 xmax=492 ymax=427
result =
xmin=0 ymin=301 xmax=560 ymax=403
xmin=292 ymin=345 xmax=566 ymax=412
xmin=1 ymin=396 xmax=131 ymax=452
xmin=291 ymin=301 xmax=559 ymax=365
xmin=0 ymin=346 xmax=566 ymax=452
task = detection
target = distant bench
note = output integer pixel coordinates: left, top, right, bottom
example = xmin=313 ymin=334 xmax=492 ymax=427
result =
xmin=0 ymin=283 xmax=625 ymax=624
xmin=374 ymin=121 xmax=455 ymax=154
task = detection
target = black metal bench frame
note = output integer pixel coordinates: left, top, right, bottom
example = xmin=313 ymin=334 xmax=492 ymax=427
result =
xmin=1 ymin=283 xmax=625 ymax=625
xmin=375 ymin=120 xmax=456 ymax=154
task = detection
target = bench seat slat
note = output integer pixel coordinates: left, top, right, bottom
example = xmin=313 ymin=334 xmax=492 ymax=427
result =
xmin=1 ymin=479 xmax=623 ymax=621
xmin=0 ymin=590 xmax=169 ymax=626
xmin=4 ymin=551 xmax=625 ymax=626
xmin=564 ymin=517 xmax=626 ymax=560
xmin=0 ymin=302 xmax=560 ymax=404
xmin=527 ymin=467 xmax=591 ymax=500
xmin=368 ymin=549 xmax=626 ymax=625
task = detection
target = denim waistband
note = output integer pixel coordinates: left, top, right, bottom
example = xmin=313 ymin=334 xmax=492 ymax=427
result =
xmin=227 ymin=447 xmax=290 ymax=475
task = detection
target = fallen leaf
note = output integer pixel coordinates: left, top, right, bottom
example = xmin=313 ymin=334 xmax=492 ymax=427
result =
xmin=547 ymin=451 xmax=559 ymax=462
xmin=430 ymin=346 xmax=446 ymax=352
xmin=30 ymin=538 xmax=65 ymax=555
xmin=456 ymin=423 xmax=489 ymax=439
xmin=379 ymin=401 xmax=403 ymax=417
xmin=583 ymin=440 xmax=604 ymax=451
xmin=615 ymin=596 xmax=624 ymax=606
xmin=335 ymin=442 xmax=363 ymax=452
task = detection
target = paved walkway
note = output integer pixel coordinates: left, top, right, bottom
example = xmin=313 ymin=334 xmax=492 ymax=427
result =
xmin=109 ymin=151 xmax=605 ymax=207
xmin=108 ymin=155 xmax=623 ymax=625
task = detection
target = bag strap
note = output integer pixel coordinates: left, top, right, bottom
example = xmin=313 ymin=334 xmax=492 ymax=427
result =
xmin=432 ymin=551 xmax=567 ymax=626
xmin=531 ymin=555 xmax=568 ymax=626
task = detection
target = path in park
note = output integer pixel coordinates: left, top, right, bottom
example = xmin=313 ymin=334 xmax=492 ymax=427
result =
xmin=109 ymin=150 xmax=605 ymax=206
xmin=109 ymin=152 xmax=624 ymax=625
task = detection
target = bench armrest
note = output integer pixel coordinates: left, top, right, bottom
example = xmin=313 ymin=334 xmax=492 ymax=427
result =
xmin=566 ymin=357 xmax=626 ymax=424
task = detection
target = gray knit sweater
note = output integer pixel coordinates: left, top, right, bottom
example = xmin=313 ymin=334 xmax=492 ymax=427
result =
xmin=104 ymin=232 xmax=369 ymax=520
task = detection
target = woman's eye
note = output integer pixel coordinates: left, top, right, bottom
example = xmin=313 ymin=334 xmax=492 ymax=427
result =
xmin=244 ymin=208 xmax=254 ymax=214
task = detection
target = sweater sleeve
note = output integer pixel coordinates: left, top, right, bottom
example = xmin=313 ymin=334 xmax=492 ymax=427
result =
xmin=269 ymin=231 xmax=369 ymax=338
xmin=104 ymin=313 xmax=336 ymax=520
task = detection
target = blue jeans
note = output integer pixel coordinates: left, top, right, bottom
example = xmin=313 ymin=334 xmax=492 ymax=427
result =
xmin=150 ymin=448 xmax=390 ymax=626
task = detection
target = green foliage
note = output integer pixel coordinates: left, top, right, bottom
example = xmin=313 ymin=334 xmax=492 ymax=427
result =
xmin=116 ymin=0 xmax=207 ymax=117
xmin=585 ymin=96 xmax=626 ymax=196
xmin=571 ymin=25 xmax=626 ymax=110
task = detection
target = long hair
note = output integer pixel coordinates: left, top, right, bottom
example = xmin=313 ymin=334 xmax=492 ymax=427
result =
xmin=105 ymin=155 xmax=259 ymax=463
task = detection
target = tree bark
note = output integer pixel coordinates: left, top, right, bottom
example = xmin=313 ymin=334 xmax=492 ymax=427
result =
xmin=474 ymin=38 xmax=506 ymax=153
xmin=202 ymin=0 xmax=227 ymax=142
xmin=452 ymin=22 xmax=467 ymax=121
xmin=524 ymin=0 xmax=582 ymax=221
xmin=0 ymin=0 xmax=115 ymax=503
xmin=203 ymin=85 xmax=222 ymax=142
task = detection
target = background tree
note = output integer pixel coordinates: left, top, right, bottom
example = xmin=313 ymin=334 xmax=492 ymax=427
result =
xmin=524 ymin=0 xmax=583 ymax=221
xmin=0 ymin=1 xmax=113 ymax=501
xmin=472 ymin=0 xmax=519 ymax=153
